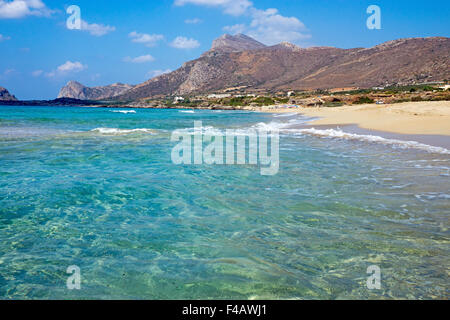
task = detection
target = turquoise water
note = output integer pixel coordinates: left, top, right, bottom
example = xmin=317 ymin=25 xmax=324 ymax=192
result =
xmin=0 ymin=106 xmax=449 ymax=299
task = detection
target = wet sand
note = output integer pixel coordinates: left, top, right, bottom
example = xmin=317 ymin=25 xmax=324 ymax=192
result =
xmin=298 ymin=124 xmax=450 ymax=150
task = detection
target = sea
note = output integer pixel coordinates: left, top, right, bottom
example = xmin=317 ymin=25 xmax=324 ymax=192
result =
xmin=0 ymin=106 xmax=448 ymax=299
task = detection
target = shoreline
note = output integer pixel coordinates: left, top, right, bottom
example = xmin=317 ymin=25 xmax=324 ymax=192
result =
xmin=257 ymin=101 xmax=450 ymax=136
xmin=296 ymin=123 xmax=450 ymax=150
xmin=2 ymin=100 xmax=450 ymax=150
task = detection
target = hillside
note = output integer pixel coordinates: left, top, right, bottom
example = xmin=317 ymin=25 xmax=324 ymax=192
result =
xmin=60 ymin=34 xmax=450 ymax=101
xmin=58 ymin=81 xmax=134 ymax=100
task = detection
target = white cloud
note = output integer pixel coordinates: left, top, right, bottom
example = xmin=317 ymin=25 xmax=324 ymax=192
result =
xmin=223 ymin=24 xmax=246 ymax=35
xmin=147 ymin=69 xmax=172 ymax=78
xmin=0 ymin=0 xmax=53 ymax=19
xmin=175 ymin=0 xmax=311 ymax=45
xmin=0 ymin=33 xmax=10 ymax=41
xmin=175 ymin=0 xmax=252 ymax=16
xmin=46 ymin=61 xmax=87 ymax=77
xmin=81 ymin=20 xmax=115 ymax=37
xmin=57 ymin=61 xmax=86 ymax=73
xmin=31 ymin=69 xmax=43 ymax=77
xmin=221 ymin=8 xmax=311 ymax=45
xmin=170 ymin=36 xmax=200 ymax=49
xmin=245 ymin=8 xmax=310 ymax=45
xmin=129 ymin=31 xmax=164 ymax=47
xmin=185 ymin=18 xmax=202 ymax=24
xmin=123 ymin=54 xmax=155 ymax=64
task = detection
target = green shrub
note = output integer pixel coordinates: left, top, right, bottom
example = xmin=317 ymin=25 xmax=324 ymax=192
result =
xmin=353 ymin=96 xmax=375 ymax=104
xmin=252 ymin=97 xmax=275 ymax=106
xmin=323 ymin=101 xmax=345 ymax=108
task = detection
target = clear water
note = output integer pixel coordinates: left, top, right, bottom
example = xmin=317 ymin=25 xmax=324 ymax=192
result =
xmin=0 ymin=106 xmax=448 ymax=300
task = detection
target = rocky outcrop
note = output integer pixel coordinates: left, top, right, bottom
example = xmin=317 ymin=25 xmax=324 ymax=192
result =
xmin=58 ymin=81 xmax=134 ymax=100
xmin=0 ymin=86 xmax=17 ymax=101
xmin=208 ymin=33 xmax=266 ymax=54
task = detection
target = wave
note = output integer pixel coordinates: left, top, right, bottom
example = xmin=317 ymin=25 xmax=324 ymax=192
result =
xmin=293 ymin=128 xmax=450 ymax=155
xmin=179 ymin=110 xmax=195 ymax=114
xmin=272 ymin=112 xmax=298 ymax=118
xmin=111 ymin=110 xmax=136 ymax=114
xmin=90 ymin=128 xmax=156 ymax=135
xmin=251 ymin=118 xmax=315 ymax=131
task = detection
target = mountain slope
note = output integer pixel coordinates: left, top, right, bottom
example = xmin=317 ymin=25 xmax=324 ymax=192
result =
xmin=60 ymin=34 xmax=450 ymax=101
xmin=209 ymin=33 xmax=267 ymax=54
xmin=115 ymin=35 xmax=450 ymax=101
xmin=0 ymin=86 xmax=18 ymax=101
xmin=58 ymin=81 xmax=134 ymax=100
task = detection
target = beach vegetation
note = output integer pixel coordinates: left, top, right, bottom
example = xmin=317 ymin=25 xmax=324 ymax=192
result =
xmin=252 ymin=97 xmax=274 ymax=106
xmin=323 ymin=101 xmax=345 ymax=108
xmin=354 ymin=96 xmax=375 ymax=104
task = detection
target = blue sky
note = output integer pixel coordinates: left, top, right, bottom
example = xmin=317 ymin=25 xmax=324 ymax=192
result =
xmin=0 ymin=0 xmax=449 ymax=100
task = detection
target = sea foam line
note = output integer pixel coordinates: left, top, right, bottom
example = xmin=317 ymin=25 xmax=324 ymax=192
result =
xmin=292 ymin=128 xmax=450 ymax=155
xmin=90 ymin=128 xmax=156 ymax=135
xmin=111 ymin=110 xmax=136 ymax=114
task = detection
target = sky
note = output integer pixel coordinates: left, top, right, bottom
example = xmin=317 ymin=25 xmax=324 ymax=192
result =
xmin=0 ymin=0 xmax=449 ymax=100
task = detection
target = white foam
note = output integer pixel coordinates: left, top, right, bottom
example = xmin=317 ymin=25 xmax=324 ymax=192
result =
xmin=293 ymin=128 xmax=450 ymax=155
xmin=252 ymin=121 xmax=290 ymax=131
xmin=90 ymin=128 xmax=155 ymax=135
xmin=273 ymin=112 xmax=298 ymax=118
xmin=252 ymin=116 xmax=317 ymax=132
xmin=179 ymin=110 xmax=195 ymax=114
xmin=174 ymin=126 xmax=223 ymax=136
xmin=111 ymin=110 xmax=136 ymax=114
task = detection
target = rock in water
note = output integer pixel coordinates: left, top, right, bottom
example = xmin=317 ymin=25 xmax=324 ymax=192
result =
xmin=0 ymin=86 xmax=18 ymax=101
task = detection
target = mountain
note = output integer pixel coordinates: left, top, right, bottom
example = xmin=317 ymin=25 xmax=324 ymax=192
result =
xmin=208 ymin=33 xmax=267 ymax=54
xmin=0 ymin=86 xmax=18 ymax=101
xmin=58 ymin=81 xmax=134 ymax=100
xmin=60 ymin=34 xmax=450 ymax=101
xmin=114 ymin=35 xmax=450 ymax=101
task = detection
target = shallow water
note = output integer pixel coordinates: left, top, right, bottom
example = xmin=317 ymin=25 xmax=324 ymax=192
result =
xmin=0 ymin=106 xmax=449 ymax=299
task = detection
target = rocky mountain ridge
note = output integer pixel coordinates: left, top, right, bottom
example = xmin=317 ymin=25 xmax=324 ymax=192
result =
xmin=58 ymin=81 xmax=134 ymax=100
xmin=59 ymin=34 xmax=450 ymax=101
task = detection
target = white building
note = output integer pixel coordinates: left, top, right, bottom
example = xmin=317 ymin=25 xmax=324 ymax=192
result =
xmin=207 ymin=94 xmax=231 ymax=99
xmin=173 ymin=96 xmax=185 ymax=104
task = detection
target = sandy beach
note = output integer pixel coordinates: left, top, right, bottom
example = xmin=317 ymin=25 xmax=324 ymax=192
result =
xmin=260 ymin=101 xmax=450 ymax=136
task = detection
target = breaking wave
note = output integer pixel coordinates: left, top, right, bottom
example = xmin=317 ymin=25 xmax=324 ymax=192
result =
xmin=293 ymin=128 xmax=450 ymax=155
xmin=90 ymin=128 xmax=156 ymax=135
xmin=110 ymin=110 xmax=136 ymax=114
